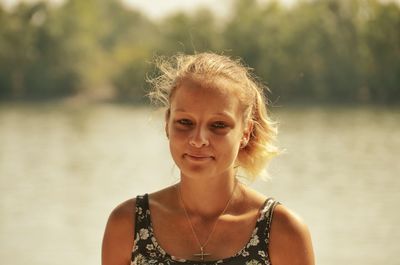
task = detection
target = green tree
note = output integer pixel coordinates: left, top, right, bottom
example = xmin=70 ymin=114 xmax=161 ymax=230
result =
xmin=0 ymin=2 xmax=78 ymax=99
xmin=0 ymin=0 xmax=398 ymax=104
xmin=157 ymin=8 xmax=220 ymax=55
xmin=362 ymin=0 xmax=400 ymax=103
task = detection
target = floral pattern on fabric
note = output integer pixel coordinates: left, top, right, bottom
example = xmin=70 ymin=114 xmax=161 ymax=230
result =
xmin=131 ymin=194 xmax=278 ymax=265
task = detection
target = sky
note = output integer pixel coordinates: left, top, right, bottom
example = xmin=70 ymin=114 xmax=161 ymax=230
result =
xmin=120 ymin=0 xmax=297 ymax=19
xmin=0 ymin=0 xmax=245 ymax=20
xmin=1 ymin=0 xmax=308 ymax=19
xmin=2 ymin=0 xmax=399 ymax=19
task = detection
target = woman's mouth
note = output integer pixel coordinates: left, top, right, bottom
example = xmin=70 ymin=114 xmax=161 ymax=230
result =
xmin=184 ymin=153 xmax=214 ymax=161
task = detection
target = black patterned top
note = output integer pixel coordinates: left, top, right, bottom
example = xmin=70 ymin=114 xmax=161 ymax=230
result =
xmin=131 ymin=194 xmax=279 ymax=265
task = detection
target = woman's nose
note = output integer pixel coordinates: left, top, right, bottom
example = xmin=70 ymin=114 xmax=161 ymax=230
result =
xmin=189 ymin=127 xmax=209 ymax=148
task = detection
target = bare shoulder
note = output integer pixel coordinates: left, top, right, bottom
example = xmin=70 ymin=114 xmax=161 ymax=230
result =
xmin=102 ymin=198 xmax=136 ymax=265
xmin=107 ymin=198 xmax=136 ymax=233
xmin=269 ymin=204 xmax=315 ymax=265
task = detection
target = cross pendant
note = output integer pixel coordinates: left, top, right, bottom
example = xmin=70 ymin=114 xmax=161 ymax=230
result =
xmin=193 ymin=247 xmax=211 ymax=261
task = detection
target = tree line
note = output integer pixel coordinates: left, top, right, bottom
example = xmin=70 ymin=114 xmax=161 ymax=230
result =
xmin=0 ymin=0 xmax=399 ymax=104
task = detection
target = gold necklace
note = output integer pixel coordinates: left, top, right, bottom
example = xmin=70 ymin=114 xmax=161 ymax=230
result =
xmin=176 ymin=179 xmax=238 ymax=261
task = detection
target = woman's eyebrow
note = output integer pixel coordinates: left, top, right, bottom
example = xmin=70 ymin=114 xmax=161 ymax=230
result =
xmin=213 ymin=112 xmax=235 ymax=120
xmin=172 ymin=109 xmax=235 ymax=121
xmin=172 ymin=108 xmax=187 ymax=113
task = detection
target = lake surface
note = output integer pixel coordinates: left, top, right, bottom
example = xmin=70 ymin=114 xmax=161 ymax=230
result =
xmin=0 ymin=103 xmax=399 ymax=265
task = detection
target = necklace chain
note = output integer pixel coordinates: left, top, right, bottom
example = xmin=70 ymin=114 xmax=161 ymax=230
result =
xmin=176 ymin=179 xmax=238 ymax=260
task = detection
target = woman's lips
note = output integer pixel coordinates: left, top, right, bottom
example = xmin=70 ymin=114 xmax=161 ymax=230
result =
xmin=184 ymin=153 xmax=214 ymax=161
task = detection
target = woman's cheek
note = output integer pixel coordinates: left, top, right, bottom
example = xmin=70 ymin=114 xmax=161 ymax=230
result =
xmin=169 ymin=128 xmax=189 ymax=140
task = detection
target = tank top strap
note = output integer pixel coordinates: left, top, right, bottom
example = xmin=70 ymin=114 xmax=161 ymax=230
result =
xmin=133 ymin=194 xmax=151 ymax=245
xmin=255 ymin=197 xmax=280 ymax=249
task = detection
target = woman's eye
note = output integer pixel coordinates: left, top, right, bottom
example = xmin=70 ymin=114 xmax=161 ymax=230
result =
xmin=212 ymin=121 xmax=227 ymax=129
xmin=177 ymin=119 xmax=193 ymax=126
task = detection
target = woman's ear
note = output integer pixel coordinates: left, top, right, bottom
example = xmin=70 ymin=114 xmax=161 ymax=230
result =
xmin=241 ymin=120 xmax=254 ymax=148
xmin=165 ymin=122 xmax=169 ymax=138
xmin=165 ymin=108 xmax=171 ymax=138
xmin=245 ymin=120 xmax=254 ymax=138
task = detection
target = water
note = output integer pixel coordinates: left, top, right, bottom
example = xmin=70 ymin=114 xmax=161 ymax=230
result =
xmin=0 ymin=103 xmax=399 ymax=265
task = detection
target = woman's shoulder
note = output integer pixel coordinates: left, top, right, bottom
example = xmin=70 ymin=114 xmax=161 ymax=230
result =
xmin=269 ymin=204 xmax=315 ymax=265
xmin=102 ymin=198 xmax=136 ymax=265
xmin=104 ymin=198 xmax=136 ymax=239
xmin=240 ymin=185 xmax=270 ymax=209
xmin=106 ymin=198 xmax=136 ymax=226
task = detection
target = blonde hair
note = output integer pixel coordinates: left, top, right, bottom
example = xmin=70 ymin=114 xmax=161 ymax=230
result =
xmin=148 ymin=52 xmax=278 ymax=181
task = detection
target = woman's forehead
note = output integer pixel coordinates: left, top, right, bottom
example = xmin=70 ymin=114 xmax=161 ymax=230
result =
xmin=174 ymin=75 xmax=243 ymax=98
xmin=169 ymin=80 xmax=247 ymax=122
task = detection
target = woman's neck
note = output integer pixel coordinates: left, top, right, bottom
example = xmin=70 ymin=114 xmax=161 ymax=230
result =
xmin=177 ymin=173 xmax=239 ymax=218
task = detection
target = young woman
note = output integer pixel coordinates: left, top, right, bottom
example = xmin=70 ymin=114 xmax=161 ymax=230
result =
xmin=102 ymin=53 xmax=315 ymax=265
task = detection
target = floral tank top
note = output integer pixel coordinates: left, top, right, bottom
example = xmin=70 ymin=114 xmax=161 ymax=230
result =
xmin=131 ymin=194 xmax=279 ymax=265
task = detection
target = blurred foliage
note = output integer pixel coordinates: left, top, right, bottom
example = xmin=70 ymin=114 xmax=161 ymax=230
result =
xmin=0 ymin=0 xmax=399 ymax=104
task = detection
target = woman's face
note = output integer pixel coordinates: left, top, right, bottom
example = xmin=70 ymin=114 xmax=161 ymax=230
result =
xmin=166 ymin=78 xmax=250 ymax=180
